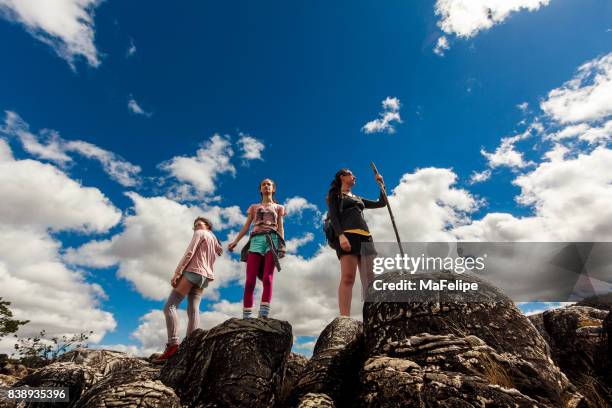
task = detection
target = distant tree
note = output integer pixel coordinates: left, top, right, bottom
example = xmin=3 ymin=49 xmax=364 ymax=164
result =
xmin=0 ymin=297 xmax=29 ymax=338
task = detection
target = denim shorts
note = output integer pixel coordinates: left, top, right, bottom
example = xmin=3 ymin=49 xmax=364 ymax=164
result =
xmin=183 ymin=271 xmax=210 ymax=289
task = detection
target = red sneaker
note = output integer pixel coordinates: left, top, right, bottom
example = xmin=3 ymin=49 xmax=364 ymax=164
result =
xmin=156 ymin=343 xmax=179 ymax=362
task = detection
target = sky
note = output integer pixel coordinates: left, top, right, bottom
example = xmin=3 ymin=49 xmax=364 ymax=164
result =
xmin=0 ymin=0 xmax=611 ymax=357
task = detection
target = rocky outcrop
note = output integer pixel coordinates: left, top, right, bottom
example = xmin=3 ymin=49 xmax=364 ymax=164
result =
xmin=530 ymin=305 xmax=611 ymax=407
xmin=11 ymin=350 xmax=177 ymax=408
xmin=360 ymin=271 xmax=587 ymax=407
xmin=160 ymin=317 xmax=292 ymax=408
xmin=73 ymin=366 xmax=180 ymax=408
xmin=289 ymin=317 xmax=364 ymax=407
xmin=3 ymin=275 xmax=608 ymax=407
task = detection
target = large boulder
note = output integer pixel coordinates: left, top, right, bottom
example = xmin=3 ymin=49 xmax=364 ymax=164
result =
xmin=529 ymin=305 xmax=611 ymax=406
xmin=360 ymin=271 xmax=586 ymax=407
xmin=289 ymin=317 xmax=364 ymax=407
xmin=73 ymin=366 xmax=180 ymax=408
xmin=160 ymin=317 xmax=292 ymax=408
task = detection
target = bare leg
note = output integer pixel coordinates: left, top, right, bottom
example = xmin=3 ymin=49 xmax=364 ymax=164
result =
xmin=358 ymin=255 xmax=374 ymax=301
xmin=338 ymin=255 xmax=358 ymax=316
xmin=175 ymin=275 xmax=195 ymax=296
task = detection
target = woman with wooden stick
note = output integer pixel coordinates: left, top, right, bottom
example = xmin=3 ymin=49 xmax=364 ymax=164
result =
xmin=326 ymin=169 xmax=386 ymax=316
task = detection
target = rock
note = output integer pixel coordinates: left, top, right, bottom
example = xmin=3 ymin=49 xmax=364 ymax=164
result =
xmin=14 ymin=362 xmax=102 ymax=407
xmin=361 ymin=271 xmax=586 ymax=407
xmin=157 ymin=328 xmax=208 ymax=385
xmin=296 ymin=392 xmax=336 ymax=408
xmin=0 ymin=362 xmax=28 ymax=378
xmin=289 ymin=317 xmax=364 ymax=407
xmin=160 ymin=317 xmax=292 ymax=408
xmin=14 ymin=350 xmax=155 ymax=407
xmin=280 ymin=352 xmax=308 ymax=405
xmin=56 ymin=348 xmax=148 ymax=376
xmin=576 ymin=294 xmax=612 ymax=312
xmin=530 ymin=305 xmax=611 ymax=406
xmin=0 ymin=373 xmax=19 ymax=387
xmin=73 ymin=366 xmax=179 ymax=408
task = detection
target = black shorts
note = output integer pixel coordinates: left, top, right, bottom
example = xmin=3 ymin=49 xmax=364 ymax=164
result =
xmin=335 ymin=233 xmax=377 ymax=259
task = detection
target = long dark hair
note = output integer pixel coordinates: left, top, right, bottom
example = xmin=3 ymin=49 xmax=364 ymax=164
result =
xmin=326 ymin=168 xmax=351 ymax=205
xmin=259 ymin=178 xmax=278 ymax=203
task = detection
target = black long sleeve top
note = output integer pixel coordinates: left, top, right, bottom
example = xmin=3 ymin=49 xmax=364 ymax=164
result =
xmin=327 ymin=191 xmax=386 ymax=236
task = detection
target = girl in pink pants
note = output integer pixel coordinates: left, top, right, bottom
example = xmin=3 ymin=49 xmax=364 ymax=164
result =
xmin=228 ymin=179 xmax=286 ymax=318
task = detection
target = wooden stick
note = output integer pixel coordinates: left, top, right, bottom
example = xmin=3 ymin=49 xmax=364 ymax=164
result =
xmin=370 ymin=161 xmax=405 ymax=258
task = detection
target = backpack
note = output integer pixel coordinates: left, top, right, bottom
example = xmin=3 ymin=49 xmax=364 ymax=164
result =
xmin=323 ymin=195 xmax=343 ymax=250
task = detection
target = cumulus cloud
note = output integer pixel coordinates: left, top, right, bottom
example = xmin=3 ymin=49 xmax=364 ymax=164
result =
xmin=0 ymin=152 xmax=120 ymax=354
xmin=159 ymin=134 xmax=236 ymax=200
xmin=64 ymin=193 xmax=244 ymax=301
xmin=0 ymin=138 xmax=14 ymax=162
xmin=0 ymin=158 xmax=121 ymax=232
xmin=541 ymin=53 xmax=612 ymax=124
xmin=237 ymin=133 xmax=265 ymax=161
xmin=285 ymin=233 xmax=315 ymax=254
xmin=0 ymin=0 xmax=102 ymax=68
xmin=361 ymin=97 xmax=402 ymax=134
xmin=1 ymin=111 xmax=141 ymax=186
xmin=435 ymin=0 xmax=551 ymax=38
xmin=283 ymin=196 xmax=321 ymax=219
xmin=127 ymin=96 xmax=152 ymax=117
xmin=456 ymin=54 xmax=612 ymax=242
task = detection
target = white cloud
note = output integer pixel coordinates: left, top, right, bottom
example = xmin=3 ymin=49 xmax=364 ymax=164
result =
xmin=543 ymin=143 xmax=568 ymax=162
xmin=286 ymin=233 xmax=314 ymax=254
xmin=549 ymin=123 xmax=591 ymax=141
xmin=237 ymin=133 xmax=264 ymax=161
xmin=64 ymin=140 xmax=142 ymax=187
xmin=127 ymin=96 xmax=152 ymax=117
xmin=64 ymin=193 xmax=244 ymax=301
xmin=0 ymin=154 xmax=120 ymax=354
xmin=283 ymin=196 xmax=320 ymax=219
xmin=362 ymin=97 xmax=402 ymax=134
xmin=3 ymin=111 xmax=71 ymax=164
xmin=0 ymin=159 xmax=121 ymax=232
xmin=517 ymin=102 xmax=529 ymax=112
xmin=159 ymin=134 xmax=236 ymax=200
xmin=0 ymin=0 xmax=102 ymax=68
xmin=433 ymin=35 xmax=450 ymax=56
xmin=456 ymin=147 xmax=612 ymax=242
xmin=2 ymin=111 xmax=141 ymax=187
xmin=541 ymin=53 xmax=612 ymax=124
xmin=0 ymin=138 xmax=13 ymax=162
xmin=469 ymin=169 xmax=491 ymax=184
xmin=480 ymin=123 xmax=541 ymax=169
xmin=435 ymin=0 xmax=551 ymax=38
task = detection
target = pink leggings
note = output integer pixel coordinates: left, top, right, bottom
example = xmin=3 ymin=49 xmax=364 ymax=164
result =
xmin=243 ymin=251 xmax=275 ymax=308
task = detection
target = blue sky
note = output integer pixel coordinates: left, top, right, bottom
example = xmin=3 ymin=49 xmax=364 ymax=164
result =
xmin=0 ymin=0 xmax=611 ymax=356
